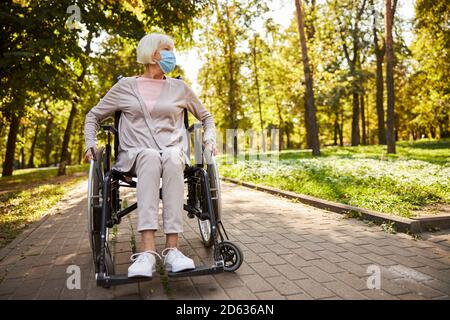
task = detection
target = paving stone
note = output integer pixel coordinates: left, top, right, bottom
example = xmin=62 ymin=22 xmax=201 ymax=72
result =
xmin=37 ymin=279 xmax=65 ymax=299
xmin=1 ymin=180 xmax=449 ymax=300
xmin=265 ymin=276 xmax=303 ymax=296
xmin=281 ymin=253 xmax=310 ymax=268
xmin=292 ymin=247 xmax=320 ymax=261
xmin=295 ymin=279 xmax=335 ymax=299
xmin=301 ymin=266 xmax=336 ymax=283
xmin=276 ymin=264 xmax=308 ymax=281
xmin=286 ymin=292 xmax=313 ymax=300
xmin=258 ymin=252 xmax=287 ymax=266
xmin=250 ymin=261 xmax=280 ymax=278
xmin=315 ymin=250 xmax=347 ymax=263
xmin=0 ymin=278 xmax=23 ymax=296
xmin=213 ymin=272 xmax=245 ymax=289
xmin=360 ymin=289 xmax=399 ymax=300
xmin=255 ymin=290 xmax=286 ymax=300
xmin=393 ymin=278 xmax=446 ymax=299
xmin=311 ymin=259 xmax=345 ymax=274
xmin=360 ymin=252 xmax=397 ymax=266
xmin=240 ymin=274 xmax=273 ymax=293
xmin=224 ymin=286 xmax=258 ymax=300
xmin=322 ymin=280 xmax=367 ymax=300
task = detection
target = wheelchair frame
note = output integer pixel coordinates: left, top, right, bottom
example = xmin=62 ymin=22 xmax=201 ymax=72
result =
xmin=87 ymin=96 xmax=243 ymax=288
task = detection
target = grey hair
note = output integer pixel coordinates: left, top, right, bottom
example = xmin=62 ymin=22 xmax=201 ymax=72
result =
xmin=136 ymin=33 xmax=175 ymax=65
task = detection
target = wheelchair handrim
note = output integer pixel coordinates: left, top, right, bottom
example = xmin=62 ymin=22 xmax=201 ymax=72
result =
xmin=207 ymin=156 xmax=222 ymax=219
xmin=87 ymin=160 xmax=95 ymax=251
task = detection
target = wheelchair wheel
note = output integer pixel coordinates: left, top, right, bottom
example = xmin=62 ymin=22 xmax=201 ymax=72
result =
xmin=219 ymin=241 xmax=243 ymax=272
xmin=87 ymin=147 xmax=115 ymax=276
xmin=197 ymin=147 xmax=222 ymax=248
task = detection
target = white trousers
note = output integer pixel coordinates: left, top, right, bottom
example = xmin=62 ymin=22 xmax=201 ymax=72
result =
xmin=129 ymin=146 xmax=185 ymax=234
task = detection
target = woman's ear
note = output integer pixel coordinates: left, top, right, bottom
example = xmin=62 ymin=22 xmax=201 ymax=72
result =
xmin=152 ymin=49 xmax=161 ymax=63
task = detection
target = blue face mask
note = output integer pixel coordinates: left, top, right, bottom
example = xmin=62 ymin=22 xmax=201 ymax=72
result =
xmin=157 ymin=50 xmax=176 ymax=74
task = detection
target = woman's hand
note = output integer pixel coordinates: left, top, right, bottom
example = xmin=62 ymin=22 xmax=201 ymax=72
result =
xmin=204 ymin=142 xmax=218 ymax=157
xmin=84 ymin=146 xmax=98 ymax=163
xmin=211 ymin=145 xmax=218 ymax=156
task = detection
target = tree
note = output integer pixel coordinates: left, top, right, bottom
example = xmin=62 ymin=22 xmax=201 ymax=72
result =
xmin=385 ymin=0 xmax=396 ymax=153
xmin=1 ymin=0 xmax=77 ymax=176
xmin=295 ymin=0 xmax=320 ymax=156
xmin=334 ymin=0 xmax=368 ymax=146
xmin=371 ymin=0 xmax=386 ymax=144
xmin=407 ymin=0 xmax=450 ymax=139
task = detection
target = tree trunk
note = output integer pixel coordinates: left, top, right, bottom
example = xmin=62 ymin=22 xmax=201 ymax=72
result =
xmin=2 ymin=110 xmax=22 ymax=176
xmin=385 ymin=0 xmax=396 ymax=153
xmin=439 ymin=114 xmax=449 ymax=138
xmin=360 ymin=93 xmax=367 ymax=145
xmin=333 ymin=113 xmax=339 ymax=146
xmin=295 ymin=0 xmax=320 ymax=156
xmin=286 ymin=124 xmax=291 ymax=149
xmin=252 ymin=36 xmax=264 ymax=132
xmin=27 ymin=123 xmax=39 ymax=168
xmin=365 ymin=94 xmax=371 ymax=143
xmin=58 ymin=100 xmax=78 ymax=175
xmin=44 ymin=115 xmax=53 ymax=167
xmin=430 ymin=127 xmax=436 ymax=139
xmin=275 ymin=99 xmax=284 ymax=150
xmin=77 ymin=134 xmax=83 ymax=165
xmin=351 ymin=92 xmax=360 ymax=146
xmin=375 ymin=53 xmax=386 ymax=145
xmin=20 ymin=125 xmax=26 ymax=169
xmin=372 ymin=1 xmax=387 ymax=145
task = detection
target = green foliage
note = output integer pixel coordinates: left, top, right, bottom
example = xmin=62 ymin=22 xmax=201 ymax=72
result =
xmin=0 ymin=165 xmax=88 ymax=249
xmin=1 ymin=0 xmax=206 ymax=175
xmin=380 ymin=221 xmax=397 ymax=234
xmin=219 ymin=139 xmax=450 ymax=218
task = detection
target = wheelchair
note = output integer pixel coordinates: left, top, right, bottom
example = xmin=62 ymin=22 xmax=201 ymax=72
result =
xmin=86 ymin=92 xmax=243 ymax=288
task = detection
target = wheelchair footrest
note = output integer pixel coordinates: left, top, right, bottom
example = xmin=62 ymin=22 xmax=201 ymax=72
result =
xmin=96 ymin=273 xmax=152 ymax=287
xmin=167 ymin=264 xmax=224 ymax=278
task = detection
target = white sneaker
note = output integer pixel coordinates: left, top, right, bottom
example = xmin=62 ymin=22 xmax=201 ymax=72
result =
xmin=127 ymin=250 xmax=160 ymax=278
xmin=162 ymin=247 xmax=195 ymax=273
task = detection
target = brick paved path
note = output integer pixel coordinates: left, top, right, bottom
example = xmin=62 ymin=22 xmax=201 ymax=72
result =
xmin=0 ymin=179 xmax=449 ymax=300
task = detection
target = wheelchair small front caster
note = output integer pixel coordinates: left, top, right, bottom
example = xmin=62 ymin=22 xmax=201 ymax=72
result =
xmin=219 ymin=241 xmax=243 ymax=272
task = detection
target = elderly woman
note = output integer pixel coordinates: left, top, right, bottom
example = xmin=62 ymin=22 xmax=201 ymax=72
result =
xmin=84 ymin=33 xmax=217 ymax=277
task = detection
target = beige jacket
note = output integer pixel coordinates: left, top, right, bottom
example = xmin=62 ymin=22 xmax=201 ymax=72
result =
xmin=84 ymin=76 xmax=216 ymax=173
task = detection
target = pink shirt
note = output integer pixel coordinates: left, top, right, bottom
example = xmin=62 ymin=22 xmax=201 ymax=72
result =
xmin=136 ymin=77 xmax=165 ymax=114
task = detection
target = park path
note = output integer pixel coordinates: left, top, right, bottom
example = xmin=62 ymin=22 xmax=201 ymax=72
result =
xmin=0 ymin=178 xmax=449 ymax=300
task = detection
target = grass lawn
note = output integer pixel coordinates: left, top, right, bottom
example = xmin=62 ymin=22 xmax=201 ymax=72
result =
xmin=0 ymin=164 xmax=89 ymax=249
xmin=218 ymin=139 xmax=450 ymax=218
